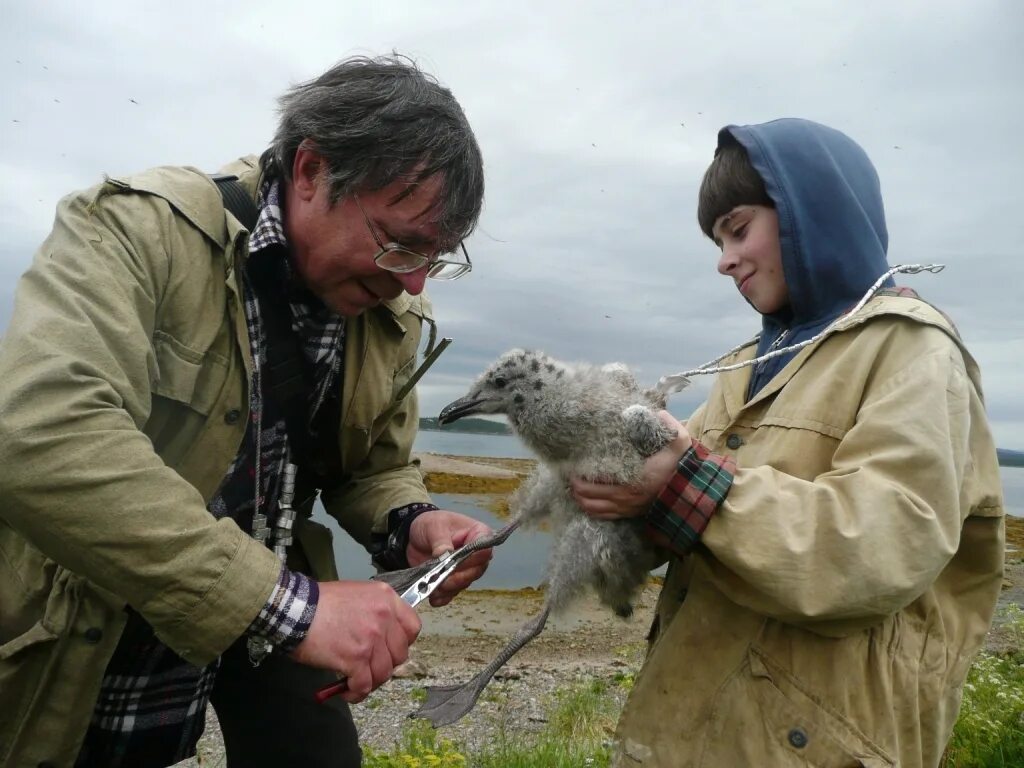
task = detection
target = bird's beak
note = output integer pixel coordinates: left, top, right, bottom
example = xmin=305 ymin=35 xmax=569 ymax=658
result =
xmin=438 ymin=395 xmax=485 ymax=426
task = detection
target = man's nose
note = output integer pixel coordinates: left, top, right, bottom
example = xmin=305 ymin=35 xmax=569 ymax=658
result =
xmin=394 ymin=266 xmax=428 ymax=296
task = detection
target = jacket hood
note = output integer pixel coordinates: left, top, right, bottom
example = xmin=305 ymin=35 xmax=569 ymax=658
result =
xmin=723 ymin=118 xmax=891 ymax=327
xmin=719 ymin=119 xmax=893 ymax=398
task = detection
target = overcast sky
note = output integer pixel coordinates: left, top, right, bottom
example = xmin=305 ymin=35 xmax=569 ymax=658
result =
xmin=2 ymin=1 xmax=1022 ymax=447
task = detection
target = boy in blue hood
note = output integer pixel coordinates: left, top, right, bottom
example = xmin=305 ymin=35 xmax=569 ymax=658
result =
xmin=573 ymin=119 xmax=1005 ymax=767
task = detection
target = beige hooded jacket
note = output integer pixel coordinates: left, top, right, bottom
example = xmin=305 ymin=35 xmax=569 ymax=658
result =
xmin=613 ymin=296 xmax=1004 ymax=768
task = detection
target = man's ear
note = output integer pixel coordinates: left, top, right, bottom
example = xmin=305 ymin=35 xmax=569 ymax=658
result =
xmin=291 ymin=141 xmax=322 ymax=203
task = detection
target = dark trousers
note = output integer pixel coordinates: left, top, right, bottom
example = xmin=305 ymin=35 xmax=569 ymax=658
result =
xmin=211 ymin=637 xmax=362 ymax=767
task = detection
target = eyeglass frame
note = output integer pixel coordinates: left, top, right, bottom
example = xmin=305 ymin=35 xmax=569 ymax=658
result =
xmin=353 ymin=194 xmax=472 ymax=281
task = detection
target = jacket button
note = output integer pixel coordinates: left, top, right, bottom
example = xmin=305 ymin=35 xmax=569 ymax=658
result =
xmin=726 ymin=433 xmax=743 ymax=450
xmin=788 ymin=727 xmax=809 ymax=749
xmin=224 ymin=409 xmax=241 ymax=425
xmin=84 ymin=627 xmax=103 ymax=644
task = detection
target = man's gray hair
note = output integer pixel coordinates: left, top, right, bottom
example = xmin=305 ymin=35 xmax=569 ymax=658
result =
xmin=261 ymin=54 xmax=484 ymax=251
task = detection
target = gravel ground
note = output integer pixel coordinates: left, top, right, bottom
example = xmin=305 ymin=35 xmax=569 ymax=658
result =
xmin=173 ymin=458 xmax=1023 ymax=767
xmin=177 ymin=584 xmax=657 ymax=767
xmin=178 ymin=555 xmax=1024 ymax=767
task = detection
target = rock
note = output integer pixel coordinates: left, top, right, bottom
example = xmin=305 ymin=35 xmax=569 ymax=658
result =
xmin=393 ymin=659 xmax=429 ymax=679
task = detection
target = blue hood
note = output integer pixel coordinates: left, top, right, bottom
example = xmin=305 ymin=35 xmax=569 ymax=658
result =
xmin=720 ymin=118 xmax=892 ymax=397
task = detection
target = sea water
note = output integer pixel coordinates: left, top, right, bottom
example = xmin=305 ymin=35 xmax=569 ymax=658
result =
xmin=314 ymin=432 xmax=1024 ymax=588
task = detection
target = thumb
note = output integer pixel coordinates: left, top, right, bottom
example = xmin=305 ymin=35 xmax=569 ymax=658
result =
xmin=431 ymin=527 xmax=456 ymax=558
xmin=656 ymin=409 xmax=683 ymax=431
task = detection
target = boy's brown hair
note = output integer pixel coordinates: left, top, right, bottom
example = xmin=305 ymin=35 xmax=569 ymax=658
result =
xmin=697 ymin=137 xmax=774 ymax=240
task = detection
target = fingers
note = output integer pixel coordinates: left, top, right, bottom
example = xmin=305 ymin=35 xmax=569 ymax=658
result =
xmin=454 ymin=521 xmax=493 ymax=549
xmin=656 ymin=409 xmax=683 ymax=430
xmin=370 ymin=636 xmax=395 ymax=687
xmin=424 ymin=518 xmax=488 ymax=557
xmin=429 ymin=566 xmax=487 ymax=607
xmin=342 ymin=659 xmax=373 ymax=702
xmin=570 ymin=475 xmax=651 ymax=520
xmin=429 ymin=546 xmax=493 ymax=606
xmin=572 ymin=477 xmax=641 ymax=505
xmin=337 ymin=593 xmax=419 ymax=703
xmin=393 ymin=596 xmax=422 ymax=641
xmin=293 ymin=579 xmax=429 ymax=704
xmin=657 ymin=410 xmax=691 ymax=452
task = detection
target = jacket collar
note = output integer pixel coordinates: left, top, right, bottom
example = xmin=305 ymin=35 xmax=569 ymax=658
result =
xmin=722 ymin=294 xmax=966 ymax=414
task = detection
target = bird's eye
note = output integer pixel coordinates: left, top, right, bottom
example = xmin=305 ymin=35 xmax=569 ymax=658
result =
xmin=494 ymin=377 xmax=507 ymax=388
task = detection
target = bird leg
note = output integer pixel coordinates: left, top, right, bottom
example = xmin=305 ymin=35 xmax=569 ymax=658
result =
xmin=411 ymin=604 xmax=551 ymax=727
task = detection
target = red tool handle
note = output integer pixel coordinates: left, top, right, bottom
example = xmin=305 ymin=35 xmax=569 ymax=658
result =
xmin=314 ymin=677 xmax=349 ymax=704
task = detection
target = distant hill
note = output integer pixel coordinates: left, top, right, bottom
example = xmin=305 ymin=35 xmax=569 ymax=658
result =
xmin=998 ymin=448 xmax=1024 ymax=468
xmin=419 ymin=417 xmax=511 ymax=435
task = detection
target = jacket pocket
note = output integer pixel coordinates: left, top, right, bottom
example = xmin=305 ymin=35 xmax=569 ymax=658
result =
xmin=152 ymin=330 xmax=229 ymax=416
xmin=700 ymin=648 xmax=894 ymax=768
xmin=291 ymin=517 xmax=339 ymax=582
xmin=0 ymin=572 xmax=76 ymax=760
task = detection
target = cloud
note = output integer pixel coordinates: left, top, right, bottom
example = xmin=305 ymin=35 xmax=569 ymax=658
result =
xmin=2 ymin=0 xmax=1022 ymax=446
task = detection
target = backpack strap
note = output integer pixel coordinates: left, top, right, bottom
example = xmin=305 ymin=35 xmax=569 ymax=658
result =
xmin=211 ymin=173 xmax=259 ymax=231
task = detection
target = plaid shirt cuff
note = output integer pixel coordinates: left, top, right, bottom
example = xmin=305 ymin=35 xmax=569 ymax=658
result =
xmin=247 ymin=567 xmax=319 ymax=652
xmin=647 ymin=440 xmax=736 ymax=556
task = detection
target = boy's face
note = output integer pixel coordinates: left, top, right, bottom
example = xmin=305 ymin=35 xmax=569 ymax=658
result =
xmin=712 ymin=205 xmax=789 ymax=315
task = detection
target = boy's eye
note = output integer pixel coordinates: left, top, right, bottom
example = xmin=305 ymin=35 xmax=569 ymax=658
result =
xmin=733 ymin=223 xmax=748 ymax=239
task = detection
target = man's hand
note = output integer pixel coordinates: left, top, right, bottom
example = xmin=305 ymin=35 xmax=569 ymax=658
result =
xmin=407 ymin=510 xmax=493 ymax=607
xmin=290 ymin=580 xmax=420 ymax=703
xmin=571 ymin=411 xmax=692 ymax=520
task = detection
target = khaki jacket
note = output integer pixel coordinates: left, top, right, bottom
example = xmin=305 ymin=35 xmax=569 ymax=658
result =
xmin=614 ymin=296 xmax=1004 ymax=768
xmin=0 ymin=158 xmax=436 ymax=766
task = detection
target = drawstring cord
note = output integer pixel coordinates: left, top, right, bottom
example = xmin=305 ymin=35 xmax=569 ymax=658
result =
xmin=655 ymin=264 xmax=946 ymax=396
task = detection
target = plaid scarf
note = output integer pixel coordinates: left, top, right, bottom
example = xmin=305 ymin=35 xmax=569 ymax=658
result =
xmin=76 ymin=180 xmax=343 ymax=768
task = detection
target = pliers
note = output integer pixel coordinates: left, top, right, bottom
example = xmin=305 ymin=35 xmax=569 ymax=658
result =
xmin=311 ymin=540 xmax=483 ymax=704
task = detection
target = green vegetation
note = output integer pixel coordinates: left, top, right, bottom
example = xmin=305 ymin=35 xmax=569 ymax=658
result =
xmin=363 ymin=676 xmax=624 ymax=768
xmin=362 ymin=721 xmax=468 ymax=767
xmin=361 ymin=613 xmax=1024 ymax=768
xmin=419 ymin=417 xmax=511 ymax=436
xmin=942 ymin=604 xmax=1024 ymax=767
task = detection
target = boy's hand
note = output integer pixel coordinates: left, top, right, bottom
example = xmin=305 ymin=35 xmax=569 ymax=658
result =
xmin=571 ymin=411 xmax=691 ymax=520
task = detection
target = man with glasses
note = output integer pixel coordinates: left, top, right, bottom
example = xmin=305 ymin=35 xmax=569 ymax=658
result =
xmin=0 ymin=55 xmax=488 ymax=768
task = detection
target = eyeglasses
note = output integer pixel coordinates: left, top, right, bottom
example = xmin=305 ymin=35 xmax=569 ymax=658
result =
xmin=354 ymin=195 xmax=472 ymax=281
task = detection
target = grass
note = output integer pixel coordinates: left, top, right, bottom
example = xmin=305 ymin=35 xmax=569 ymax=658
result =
xmin=362 ymin=607 xmax=1024 ymax=768
xmin=941 ymin=603 xmax=1024 ymax=767
xmin=363 ymin=675 xmax=625 ymax=768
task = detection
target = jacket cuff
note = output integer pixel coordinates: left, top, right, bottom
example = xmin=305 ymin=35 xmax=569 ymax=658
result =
xmin=157 ymin=530 xmax=283 ymax=665
xmin=369 ymin=502 xmax=439 ymax=571
xmin=247 ymin=567 xmax=319 ymax=652
xmin=646 ymin=440 xmax=736 ymax=556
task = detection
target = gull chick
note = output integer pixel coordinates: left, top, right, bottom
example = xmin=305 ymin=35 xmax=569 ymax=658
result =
xmin=415 ymin=349 xmax=675 ymax=725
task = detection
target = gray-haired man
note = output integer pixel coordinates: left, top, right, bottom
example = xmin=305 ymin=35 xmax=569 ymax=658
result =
xmin=0 ymin=55 xmax=489 ymax=767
